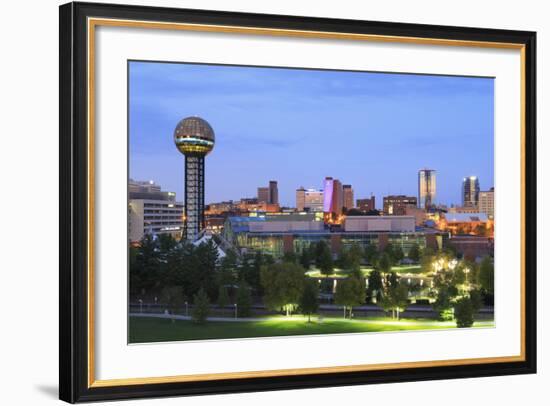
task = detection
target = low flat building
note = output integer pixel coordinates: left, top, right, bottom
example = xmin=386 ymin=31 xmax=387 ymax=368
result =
xmin=129 ymin=180 xmax=184 ymax=242
xmin=448 ymin=235 xmax=494 ymax=261
xmin=344 ymin=215 xmax=415 ymax=232
xmin=440 ymin=212 xmax=492 ymax=236
xmin=223 ymin=214 xmax=443 ymax=258
xmin=448 ymin=206 xmax=480 ymax=214
xmin=356 ymin=196 xmax=376 ymax=213
xmin=129 ymin=199 xmax=184 ymax=242
xmin=383 ymin=195 xmax=417 ymax=215
xmin=405 ymin=205 xmax=426 ymax=227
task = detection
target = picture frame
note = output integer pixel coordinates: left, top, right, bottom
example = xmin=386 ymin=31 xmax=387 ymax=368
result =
xmin=59 ymin=1 xmax=537 ymax=403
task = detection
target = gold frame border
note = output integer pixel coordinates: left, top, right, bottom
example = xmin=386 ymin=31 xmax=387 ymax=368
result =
xmin=87 ymin=17 xmax=527 ymax=388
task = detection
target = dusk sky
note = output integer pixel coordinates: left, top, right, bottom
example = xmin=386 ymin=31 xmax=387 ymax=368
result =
xmin=129 ymin=61 xmax=494 ymax=208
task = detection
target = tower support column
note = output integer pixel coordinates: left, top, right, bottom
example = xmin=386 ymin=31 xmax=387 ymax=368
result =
xmin=184 ymin=155 xmax=205 ymax=241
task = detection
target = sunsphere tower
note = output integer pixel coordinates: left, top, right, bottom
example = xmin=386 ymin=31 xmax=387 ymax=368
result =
xmin=174 ymin=116 xmax=215 ymax=241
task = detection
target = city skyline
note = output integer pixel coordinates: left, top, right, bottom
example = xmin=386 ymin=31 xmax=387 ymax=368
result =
xmin=129 ymin=61 xmax=494 ymax=207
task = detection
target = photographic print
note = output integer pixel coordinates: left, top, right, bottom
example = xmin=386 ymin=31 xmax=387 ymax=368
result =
xmin=128 ymin=61 xmax=496 ymax=343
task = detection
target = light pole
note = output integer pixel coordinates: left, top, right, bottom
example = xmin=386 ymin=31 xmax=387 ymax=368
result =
xmin=234 ymin=303 xmax=238 ymax=319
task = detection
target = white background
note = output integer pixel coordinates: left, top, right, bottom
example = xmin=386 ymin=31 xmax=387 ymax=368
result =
xmin=0 ymin=0 xmax=546 ymax=405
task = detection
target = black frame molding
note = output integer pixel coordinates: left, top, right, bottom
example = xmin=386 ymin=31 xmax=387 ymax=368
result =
xmin=59 ymin=1 xmax=536 ymax=403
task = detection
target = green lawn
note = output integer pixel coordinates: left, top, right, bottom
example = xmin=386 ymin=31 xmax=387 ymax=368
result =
xmin=129 ymin=316 xmax=494 ymax=343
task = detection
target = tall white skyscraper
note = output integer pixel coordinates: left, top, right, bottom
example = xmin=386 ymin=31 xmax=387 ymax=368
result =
xmin=462 ymin=176 xmax=480 ymax=208
xmin=418 ymin=169 xmax=436 ymax=209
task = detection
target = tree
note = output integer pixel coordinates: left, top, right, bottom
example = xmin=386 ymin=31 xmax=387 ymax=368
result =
xmin=218 ymin=249 xmax=238 ymax=287
xmin=160 ymin=285 xmax=185 ymax=323
xmin=299 ymin=248 xmax=312 ymax=270
xmin=431 ymin=285 xmax=456 ymax=320
xmin=408 ymin=243 xmax=421 ymax=263
xmin=379 ymin=276 xmax=409 ymax=319
xmin=392 ymin=245 xmax=405 ymax=264
xmin=240 ymin=251 xmax=269 ymax=294
xmin=367 ymin=269 xmax=383 ymax=302
xmin=260 ymin=262 xmax=306 ymax=316
xmin=347 ymin=243 xmax=363 ymax=273
xmin=383 ymin=243 xmax=402 ymax=265
xmin=157 ymin=233 xmax=177 ymax=253
xmin=236 ymin=281 xmax=253 ymax=317
xmin=334 ymin=273 xmax=365 ymax=318
xmin=316 ymin=241 xmax=334 ymax=277
xmin=376 ymin=252 xmax=392 ymax=274
xmin=191 ymin=288 xmax=210 ymax=324
xmin=364 ymin=244 xmax=379 ymax=266
xmin=130 ymin=234 xmax=160 ymax=296
xmin=478 ymin=256 xmax=494 ymax=294
xmin=420 ymin=247 xmax=436 ymax=274
xmin=300 ymin=279 xmax=319 ymax=322
xmin=217 ymin=285 xmax=230 ymax=313
xmin=282 ymin=251 xmax=299 ymax=264
xmin=194 ymin=240 xmax=220 ymax=299
xmin=454 ymin=297 xmax=475 ymax=328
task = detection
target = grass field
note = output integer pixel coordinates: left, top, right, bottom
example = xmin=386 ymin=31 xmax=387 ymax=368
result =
xmin=129 ymin=315 xmax=494 ymax=343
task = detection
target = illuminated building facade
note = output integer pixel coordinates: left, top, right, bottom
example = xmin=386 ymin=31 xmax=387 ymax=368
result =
xmin=323 ymin=177 xmax=343 ymax=214
xmin=257 ymin=187 xmax=269 ymax=203
xmin=418 ymin=169 xmax=436 ymax=209
xmin=462 ymin=176 xmax=480 ymax=208
xmin=343 ymin=185 xmax=354 ymax=211
xmin=269 ymin=181 xmax=279 ymax=205
xmin=479 ymin=187 xmax=495 ymax=219
xmin=237 ymin=198 xmax=280 ymax=213
xmin=223 ymin=214 xmax=444 ymax=259
xmin=174 ymin=116 xmax=215 ymax=241
xmin=383 ymin=195 xmax=417 ymax=215
xmin=297 ymin=187 xmax=324 ymax=212
xmin=128 ymin=180 xmax=183 ymax=242
xmin=205 ymin=200 xmax=236 ymax=215
xmin=356 ymin=196 xmax=376 ymax=212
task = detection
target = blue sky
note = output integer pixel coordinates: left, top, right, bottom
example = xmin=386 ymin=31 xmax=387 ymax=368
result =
xmin=129 ymin=61 xmax=494 ymax=208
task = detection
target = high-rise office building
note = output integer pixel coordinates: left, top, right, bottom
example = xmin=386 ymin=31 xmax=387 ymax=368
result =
xmin=479 ymin=187 xmax=495 ymax=219
xmin=269 ymin=180 xmax=279 ymax=205
xmin=296 ymin=187 xmax=306 ymax=211
xmin=295 ymin=187 xmax=324 ymax=212
xmin=343 ymin=185 xmax=354 ymax=211
xmin=357 ymin=196 xmax=376 ymax=212
xmin=383 ymin=195 xmax=418 ymax=215
xmin=462 ymin=176 xmax=480 ymax=208
xmin=257 ymin=187 xmax=270 ymax=203
xmin=174 ymin=116 xmax=215 ymax=241
xmin=323 ymin=177 xmax=344 ymax=214
xmin=305 ymin=189 xmax=324 ymax=212
xmin=418 ymin=169 xmax=436 ymax=209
